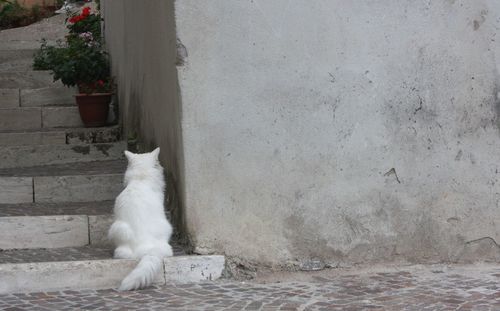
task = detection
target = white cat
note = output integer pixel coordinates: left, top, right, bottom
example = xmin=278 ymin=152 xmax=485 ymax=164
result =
xmin=108 ymin=148 xmax=173 ymax=291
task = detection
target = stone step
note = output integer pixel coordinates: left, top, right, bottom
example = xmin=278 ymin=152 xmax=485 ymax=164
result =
xmin=0 ymin=71 xmax=62 ymax=89
xmin=0 ymin=160 xmax=126 ymax=203
xmin=0 ymin=141 xmax=126 ymax=169
xmin=0 ymin=106 xmax=84 ymax=130
xmin=0 ymin=49 xmax=37 ymax=71
xmin=0 ymin=126 xmax=121 ymax=146
xmin=0 ymin=246 xmax=224 ymax=294
xmin=21 ymin=86 xmax=76 ymax=107
xmin=1 ymin=86 xmax=76 ymax=109
xmin=0 ymin=201 xmax=114 ymax=249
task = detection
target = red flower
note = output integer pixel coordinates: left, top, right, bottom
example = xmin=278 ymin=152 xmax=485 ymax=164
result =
xmin=82 ymin=7 xmax=91 ymax=17
xmin=97 ymin=80 xmax=104 ymax=86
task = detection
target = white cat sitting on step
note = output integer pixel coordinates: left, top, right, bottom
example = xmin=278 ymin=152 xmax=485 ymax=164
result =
xmin=108 ymin=148 xmax=173 ymax=291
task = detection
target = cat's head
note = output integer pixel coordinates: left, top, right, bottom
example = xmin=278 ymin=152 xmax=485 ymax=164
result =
xmin=123 ymin=148 xmax=164 ymax=184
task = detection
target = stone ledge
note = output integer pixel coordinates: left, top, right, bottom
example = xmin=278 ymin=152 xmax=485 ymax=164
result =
xmin=0 ymin=255 xmax=225 ymax=294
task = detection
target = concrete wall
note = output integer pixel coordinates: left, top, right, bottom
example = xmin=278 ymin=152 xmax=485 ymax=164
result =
xmin=105 ymin=0 xmax=500 ymax=267
xmin=101 ymin=0 xmax=185 ymax=235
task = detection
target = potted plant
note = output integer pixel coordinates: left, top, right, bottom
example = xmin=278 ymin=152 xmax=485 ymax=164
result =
xmin=33 ymin=6 xmax=113 ymax=127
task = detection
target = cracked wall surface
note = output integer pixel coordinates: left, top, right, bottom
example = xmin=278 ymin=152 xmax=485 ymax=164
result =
xmin=175 ymin=0 xmax=500 ymax=266
xmin=105 ymin=0 xmax=500 ymax=266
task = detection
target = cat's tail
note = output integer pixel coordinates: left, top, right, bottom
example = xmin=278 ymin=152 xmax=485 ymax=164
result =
xmin=119 ymin=254 xmax=163 ymax=291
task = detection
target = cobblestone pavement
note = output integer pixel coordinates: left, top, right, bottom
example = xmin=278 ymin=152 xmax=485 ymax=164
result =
xmin=0 ymin=264 xmax=499 ymax=310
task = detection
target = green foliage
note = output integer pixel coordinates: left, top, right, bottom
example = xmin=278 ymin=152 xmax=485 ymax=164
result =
xmin=34 ymin=37 xmax=110 ymax=89
xmin=33 ymin=7 xmax=112 ymax=94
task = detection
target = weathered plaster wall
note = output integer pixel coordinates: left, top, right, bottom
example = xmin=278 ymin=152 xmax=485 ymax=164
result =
xmin=175 ymin=0 xmax=500 ymax=266
xmin=102 ymin=0 xmax=185 ymax=234
xmin=104 ymin=0 xmax=500 ymax=267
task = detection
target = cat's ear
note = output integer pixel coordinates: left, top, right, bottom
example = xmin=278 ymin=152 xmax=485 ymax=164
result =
xmin=151 ymin=147 xmax=160 ymax=159
xmin=124 ymin=150 xmax=134 ymax=161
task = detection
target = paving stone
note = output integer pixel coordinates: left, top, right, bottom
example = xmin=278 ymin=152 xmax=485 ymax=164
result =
xmin=0 ymin=177 xmax=33 ymax=204
xmin=0 ymin=142 xmax=126 ymax=169
xmin=0 ymin=108 xmax=41 ymax=131
xmin=21 ymin=87 xmax=76 ymax=107
xmin=0 ymin=131 xmax=66 ymax=146
xmin=42 ymin=106 xmax=82 ymax=128
xmin=34 ymin=174 xmax=123 ymax=203
xmin=0 ymin=89 xmax=19 ymax=108
xmin=0 ymin=215 xmax=89 ymax=249
xmin=1 ymin=264 xmax=500 ymax=310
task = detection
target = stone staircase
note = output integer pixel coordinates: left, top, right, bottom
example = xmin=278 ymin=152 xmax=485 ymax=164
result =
xmin=0 ymin=17 xmax=224 ymax=294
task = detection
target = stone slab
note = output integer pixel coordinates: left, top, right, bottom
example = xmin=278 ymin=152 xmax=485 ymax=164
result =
xmin=0 ymin=177 xmax=33 ymax=204
xmin=0 ymin=255 xmax=225 ymax=294
xmin=0 ymin=215 xmax=89 ymax=249
xmin=42 ymin=106 xmax=83 ymax=128
xmin=0 ymin=142 xmax=126 ymax=169
xmin=0 ymin=108 xmax=41 ymax=131
xmin=0 ymin=71 xmax=61 ymax=89
xmin=34 ymin=174 xmax=123 ymax=203
xmin=0 ymin=49 xmax=36 ymax=72
xmin=0 ymin=201 xmax=114 ymax=217
xmin=0 ymin=259 xmax=164 ymax=294
xmin=164 ymin=255 xmax=225 ymax=283
xmin=89 ymin=214 xmax=113 ymax=246
xmin=21 ymin=87 xmax=76 ymax=107
xmin=0 ymin=131 xmax=66 ymax=146
xmin=66 ymin=126 xmax=122 ymax=144
xmin=0 ymin=89 xmax=19 ymax=108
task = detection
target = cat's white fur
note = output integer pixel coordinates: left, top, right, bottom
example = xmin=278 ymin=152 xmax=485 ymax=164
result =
xmin=108 ymin=147 xmax=173 ymax=291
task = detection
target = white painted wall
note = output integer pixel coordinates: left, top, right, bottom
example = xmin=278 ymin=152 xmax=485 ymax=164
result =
xmin=106 ymin=0 xmax=500 ymax=266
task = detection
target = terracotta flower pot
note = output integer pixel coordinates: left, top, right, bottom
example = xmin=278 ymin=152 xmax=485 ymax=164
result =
xmin=75 ymin=93 xmax=111 ymax=127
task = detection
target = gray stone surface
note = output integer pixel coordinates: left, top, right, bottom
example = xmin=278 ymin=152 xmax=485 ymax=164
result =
xmin=0 ymin=201 xmax=114 ymax=217
xmin=0 ymin=71 xmax=61 ymax=89
xmin=0 ymin=177 xmax=33 ymax=204
xmin=88 ymin=215 xmax=113 ymax=245
xmin=0 ymin=160 xmax=126 ymax=177
xmin=0 ymin=108 xmax=41 ymax=131
xmin=0 ymin=254 xmax=222 ymax=294
xmin=0 ymin=259 xmax=158 ymax=294
xmin=0 ymin=49 xmax=36 ymax=72
xmin=42 ymin=106 xmax=83 ymax=128
xmin=0 ymin=88 xmax=19 ymax=108
xmin=21 ymin=87 xmax=76 ymax=107
xmin=0 ymin=264 xmax=499 ymax=310
xmin=164 ymin=255 xmax=225 ymax=283
xmin=0 ymin=246 xmax=113 ymax=264
xmin=0 ymin=215 xmax=89 ymax=249
xmin=0 ymin=14 xmax=67 ymax=50
xmin=0 ymin=131 xmax=65 ymax=146
xmin=0 ymin=142 xmax=126 ymax=169
xmin=0 ymin=245 xmax=186 ymax=264
xmin=66 ymin=125 xmax=122 ymax=144
xmin=34 ymin=174 xmax=123 ymax=203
